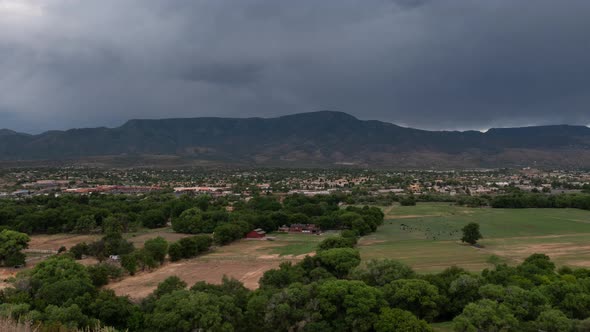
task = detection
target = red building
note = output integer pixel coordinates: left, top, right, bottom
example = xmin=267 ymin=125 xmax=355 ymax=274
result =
xmin=246 ymin=228 xmax=266 ymax=239
xmin=278 ymin=224 xmax=321 ymax=234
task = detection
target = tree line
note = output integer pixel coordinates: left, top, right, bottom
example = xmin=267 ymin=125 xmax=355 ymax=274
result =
xmin=0 ymin=192 xmax=383 ymax=237
xmin=3 ymin=240 xmax=590 ymax=331
xmin=456 ymin=192 xmax=590 ymax=210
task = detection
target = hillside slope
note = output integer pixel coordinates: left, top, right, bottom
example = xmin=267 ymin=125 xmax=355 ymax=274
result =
xmin=1 ymin=111 xmax=590 ymax=167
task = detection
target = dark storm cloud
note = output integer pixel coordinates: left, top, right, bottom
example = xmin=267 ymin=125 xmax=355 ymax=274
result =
xmin=0 ymin=0 xmax=589 ymax=133
xmin=182 ymin=63 xmax=265 ymax=86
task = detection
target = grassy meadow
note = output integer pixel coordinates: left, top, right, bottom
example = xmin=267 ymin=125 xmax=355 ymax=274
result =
xmin=358 ymin=203 xmax=590 ymax=273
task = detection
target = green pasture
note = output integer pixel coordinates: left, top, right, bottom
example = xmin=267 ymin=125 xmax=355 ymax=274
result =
xmin=359 ymin=203 xmax=590 ymax=273
xmin=267 ymin=231 xmax=337 ymax=256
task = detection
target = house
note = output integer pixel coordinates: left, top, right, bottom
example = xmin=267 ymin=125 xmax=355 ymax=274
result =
xmin=278 ymin=224 xmax=321 ymax=234
xmin=246 ymin=228 xmax=266 ymax=239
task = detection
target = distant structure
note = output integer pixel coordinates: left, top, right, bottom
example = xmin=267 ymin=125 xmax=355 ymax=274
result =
xmin=246 ymin=228 xmax=267 ymax=239
xmin=65 ymin=185 xmax=161 ymax=195
xmin=278 ymin=224 xmax=321 ymax=234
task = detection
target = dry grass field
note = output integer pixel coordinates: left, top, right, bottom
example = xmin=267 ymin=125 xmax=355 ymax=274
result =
xmin=107 ymin=232 xmax=327 ymax=299
xmin=125 ymin=228 xmax=195 ymax=248
xmin=28 ymin=234 xmax=101 ymax=251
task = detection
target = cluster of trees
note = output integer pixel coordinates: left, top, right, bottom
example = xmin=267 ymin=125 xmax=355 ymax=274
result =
xmin=0 ymin=193 xmax=220 ymax=234
xmin=491 ymin=193 xmax=590 ymax=209
xmin=359 ymin=190 xmax=590 ymax=211
xmin=455 ymin=192 xmax=590 ymax=210
xmin=170 ymin=194 xmax=384 ymax=237
xmin=0 ymin=192 xmax=384 ymax=239
xmin=168 ymin=235 xmax=212 ymax=262
xmin=4 ymin=249 xmax=590 ymax=331
xmin=70 ymin=229 xmax=213 ymax=278
xmin=317 ymin=230 xmax=358 ymax=251
xmin=399 ymin=195 xmax=417 ymax=206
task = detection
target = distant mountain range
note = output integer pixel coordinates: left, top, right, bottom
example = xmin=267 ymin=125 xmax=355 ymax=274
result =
xmin=2 ymin=111 xmax=590 ymax=168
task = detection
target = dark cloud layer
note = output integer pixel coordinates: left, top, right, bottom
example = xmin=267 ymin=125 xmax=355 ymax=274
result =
xmin=1 ymin=0 xmax=589 ymax=133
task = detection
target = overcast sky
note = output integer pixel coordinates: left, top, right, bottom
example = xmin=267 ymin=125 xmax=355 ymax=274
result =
xmin=1 ymin=0 xmax=590 ymax=133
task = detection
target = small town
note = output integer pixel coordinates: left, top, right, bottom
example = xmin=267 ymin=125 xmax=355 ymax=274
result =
xmin=2 ymin=167 xmax=589 ymax=200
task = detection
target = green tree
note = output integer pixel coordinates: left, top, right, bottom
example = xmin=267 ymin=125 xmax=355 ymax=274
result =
xmin=318 ymin=236 xmax=356 ymax=251
xmin=87 ymin=264 xmax=110 ymax=287
xmin=461 ymin=222 xmax=482 ymax=245
xmin=69 ymin=242 xmax=90 ymax=260
xmin=44 ymin=304 xmax=90 ymax=330
xmin=453 ymin=299 xmax=518 ymax=332
xmin=102 ymin=216 xmax=124 ymax=237
xmin=316 ymin=248 xmax=361 ymax=278
xmin=74 ymin=215 xmax=96 ymax=234
xmin=140 ymin=209 xmax=167 ymax=229
xmin=177 ymin=235 xmax=213 ymax=258
xmin=87 ymin=263 xmax=122 ymax=287
xmin=351 ymin=259 xmax=415 ymax=286
xmin=315 ymin=279 xmax=385 ymax=331
xmin=27 ymin=255 xmax=95 ymax=308
xmin=534 ymin=309 xmax=572 ymax=332
xmin=479 ymin=284 xmax=548 ymax=320
xmin=0 ymin=229 xmax=30 ymax=267
xmin=121 ymin=254 xmax=138 ymax=275
xmin=172 ymin=208 xmax=204 ymax=234
xmin=259 ymin=261 xmax=306 ymax=289
xmin=145 ymin=290 xmax=239 ymax=332
xmin=154 ymin=276 xmax=187 ymax=298
xmin=213 ymin=223 xmax=244 ymax=245
xmin=382 ymin=279 xmax=442 ymax=322
xmin=168 ymin=242 xmax=183 ymax=262
xmin=144 ymin=236 xmax=169 ymax=264
xmin=400 ymin=195 xmax=417 ymax=206
xmin=88 ymin=290 xmax=138 ymax=330
xmin=374 ymin=308 xmax=432 ymax=332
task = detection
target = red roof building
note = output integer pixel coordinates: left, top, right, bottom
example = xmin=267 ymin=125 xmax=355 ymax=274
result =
xmin=246 ymin=228 xmax=266 ymax=239
xmin=278 ymin=224 xmax=321 ymax=234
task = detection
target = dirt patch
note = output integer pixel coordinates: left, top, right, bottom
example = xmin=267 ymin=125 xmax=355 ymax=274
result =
xmin=77 ymin=257 xmax=100 ymax=266
xmin=127 ymin=232 xmax=194 ymax=248
xmin=390 ymin=214 xmax=440 ymax=219
xmin=296 ymin=252 xmax=315 ymax=259
xmin=358 ymin=239 xmax=386 ymax=246
xmin=496 ymin=233 xmax=590 ymax=241
xmin=258 ymin=252 xmax=315 ymax=260
xmin=106 ymin=236 xmax=316 ymax=300
xmin=106 ymin=259 xmax=284 ymax=299
xmin=487 ymin=242 xmax=590 ymax=264
xmin=258 ymin=254 xmax=281 ymax=259
xmin=29 ymin=234 xmax=100 ymax=251
xmin=566 ymin=261 xmax=590 ymax=267
xmin=0 ymin=269 xmax=17 ymax=290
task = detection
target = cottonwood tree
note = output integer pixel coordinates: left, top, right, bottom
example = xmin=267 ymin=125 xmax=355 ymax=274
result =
xmin=0 ymin=229 xmax=30 ymax=267
xmin=461 ymin=222 xmax=482 ymax=245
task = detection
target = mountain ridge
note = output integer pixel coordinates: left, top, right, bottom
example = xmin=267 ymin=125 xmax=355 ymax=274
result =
xmin=1 ymin=111 xmax=590 ymax=168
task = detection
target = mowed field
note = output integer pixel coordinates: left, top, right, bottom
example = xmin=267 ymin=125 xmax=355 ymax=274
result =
xmin=359 ymin=203 xmax=590 ymax=273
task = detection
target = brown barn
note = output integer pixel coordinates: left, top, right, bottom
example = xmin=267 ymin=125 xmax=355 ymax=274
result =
xmin=278 ymin=224 xmax=321 ymax=234
xmin=246 ymin=228 xmax=266 ymax=239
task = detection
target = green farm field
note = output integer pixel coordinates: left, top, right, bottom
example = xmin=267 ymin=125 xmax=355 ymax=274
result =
xmin=358 ymin=203 xmax=590 ymax=273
